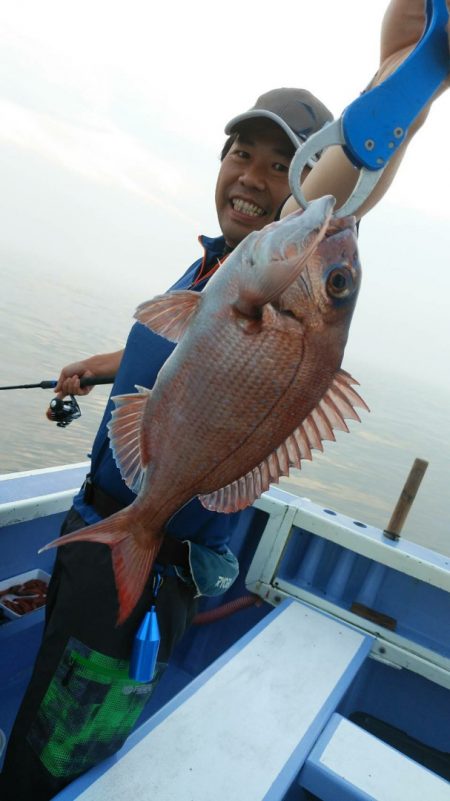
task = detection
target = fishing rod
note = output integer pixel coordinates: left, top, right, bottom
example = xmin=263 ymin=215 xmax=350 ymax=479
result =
xmin=0 ymin=376 xmax=115 ymax=427
xmin=0 ymin=377 xmax=115 ymax=391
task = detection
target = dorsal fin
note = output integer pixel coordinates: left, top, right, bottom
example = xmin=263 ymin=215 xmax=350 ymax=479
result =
xmin=134 ymin=291 xmax=202 ymax=343
xmin=107 ymin=385 xmax=151 ymax=494
xmin=199 ymin=369 xmax=368 ymax=514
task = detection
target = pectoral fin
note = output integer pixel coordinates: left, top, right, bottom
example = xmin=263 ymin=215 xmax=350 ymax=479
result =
xmin=199 ymin=369 xmax=368 ymax=513
xmin=135 ymin=291 xmax=202 ymax=342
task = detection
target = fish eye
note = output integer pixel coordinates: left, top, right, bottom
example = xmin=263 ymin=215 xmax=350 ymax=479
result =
xmin=326 ymin=267 xmax=354 ymax=298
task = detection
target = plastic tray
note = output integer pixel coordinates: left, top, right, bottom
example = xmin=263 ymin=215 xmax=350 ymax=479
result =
xmin=0 ymin=569 xmax=50 ymax=620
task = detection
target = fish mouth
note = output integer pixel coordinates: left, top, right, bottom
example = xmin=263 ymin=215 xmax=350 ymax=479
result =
xmin=230 ymin=196 xmax=267 ymax=219
xmin=324 ymin=214 xmax=356 ymax=238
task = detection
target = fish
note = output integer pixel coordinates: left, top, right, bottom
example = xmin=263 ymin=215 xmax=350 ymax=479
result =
xmin=41 ymin=195 xmax=368 ymax=623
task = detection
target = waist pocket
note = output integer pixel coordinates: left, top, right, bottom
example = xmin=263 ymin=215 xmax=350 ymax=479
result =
xmin=28 ymin=637 xmax=164 ymax=779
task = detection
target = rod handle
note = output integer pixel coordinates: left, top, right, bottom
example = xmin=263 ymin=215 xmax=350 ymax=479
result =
xmin=79 ymin=376 xmax=115 ymax=388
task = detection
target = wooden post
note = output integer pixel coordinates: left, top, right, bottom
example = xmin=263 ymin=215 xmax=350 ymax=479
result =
xmin=383 ymin=458 xmax=429 ymax=541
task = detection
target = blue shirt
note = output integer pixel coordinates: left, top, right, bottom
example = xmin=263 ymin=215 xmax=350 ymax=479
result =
xmin=73 ymin=235 xmax=251 ymax=596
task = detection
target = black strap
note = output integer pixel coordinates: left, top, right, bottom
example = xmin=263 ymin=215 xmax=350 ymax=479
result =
xmin=82 ymin=475 xmax=189 ymax=570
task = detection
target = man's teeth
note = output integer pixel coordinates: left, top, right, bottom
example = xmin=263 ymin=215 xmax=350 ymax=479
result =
xmin=232 ymin=198 xmax=265 ymax=217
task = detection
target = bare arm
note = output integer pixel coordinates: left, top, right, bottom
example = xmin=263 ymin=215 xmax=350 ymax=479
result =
xmin=282 ymin=0 xmax=449 ymax=221
xmin=54 ymin=350 xmax=124 ymax=397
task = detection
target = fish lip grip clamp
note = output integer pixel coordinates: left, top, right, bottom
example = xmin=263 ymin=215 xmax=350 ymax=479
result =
xmin=289 ymin=0 xmax=450 ymax=218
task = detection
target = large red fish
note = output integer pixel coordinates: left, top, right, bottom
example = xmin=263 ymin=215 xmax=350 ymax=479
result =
xmin=42 ymin=196 xmax=367 ymax=622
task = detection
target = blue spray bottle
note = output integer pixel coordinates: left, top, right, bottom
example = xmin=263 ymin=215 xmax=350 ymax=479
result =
xmin=129 ymin=574 xmax=161 ymax=682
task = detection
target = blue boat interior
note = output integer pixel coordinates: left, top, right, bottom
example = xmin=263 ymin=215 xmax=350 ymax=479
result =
xmin=1 ymin=465 xmax=449 ymax=799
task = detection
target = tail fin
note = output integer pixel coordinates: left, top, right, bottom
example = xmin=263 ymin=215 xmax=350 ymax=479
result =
xmin=40 ymin=509 xmax=160 ymax=625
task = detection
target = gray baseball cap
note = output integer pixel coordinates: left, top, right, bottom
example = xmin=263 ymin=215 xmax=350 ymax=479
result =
xmin=224 ymin=87 xmax=333 ymax=149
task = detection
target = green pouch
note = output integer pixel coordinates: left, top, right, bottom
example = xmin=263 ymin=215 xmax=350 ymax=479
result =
xmin=28 ymin=637 xmax=164 ymax=778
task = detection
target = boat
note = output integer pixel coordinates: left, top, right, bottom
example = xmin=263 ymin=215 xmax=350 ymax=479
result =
xmin=1 ymin=461 xmax=449 ymax=800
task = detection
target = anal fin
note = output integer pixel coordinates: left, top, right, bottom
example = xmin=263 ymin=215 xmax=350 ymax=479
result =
xmin=107 ymin=385 xmax=151 ymax=494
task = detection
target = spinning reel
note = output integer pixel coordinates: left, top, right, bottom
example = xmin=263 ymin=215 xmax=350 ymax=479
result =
xmin=47 ymin=396 xmax=82 ymax=427
xmin=0 ymin=376 xmax=114 ymax=428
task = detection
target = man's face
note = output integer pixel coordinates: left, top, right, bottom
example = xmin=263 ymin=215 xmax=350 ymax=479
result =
xmin=215 ymin=120 xmax=294 ymax=249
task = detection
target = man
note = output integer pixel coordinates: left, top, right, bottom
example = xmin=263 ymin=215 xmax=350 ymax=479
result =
xmin=1 ymin=2 xmax=448 ymax=799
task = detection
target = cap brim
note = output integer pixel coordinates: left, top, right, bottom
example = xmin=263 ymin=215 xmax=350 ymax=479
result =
xmin=224 ymin=110 xmax=302 ymax=149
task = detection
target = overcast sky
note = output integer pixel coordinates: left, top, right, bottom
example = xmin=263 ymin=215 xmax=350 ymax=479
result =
xmin=1 ymin=0 xmax=449 ymax=389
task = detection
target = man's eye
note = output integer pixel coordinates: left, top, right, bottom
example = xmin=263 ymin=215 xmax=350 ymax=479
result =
xmin=273 ymin=162 xmax=289 ymax=173
xmin=233 ymin=149 xmax=249 ymax=159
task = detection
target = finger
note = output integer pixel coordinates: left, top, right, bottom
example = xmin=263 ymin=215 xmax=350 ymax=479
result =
xmin=62 ymin=376 xmax=81 ymax=396
xmin=63 ymin=376 xmax=95 ymax=397
xmin=54 ymin=375 xmax=74 ymax=394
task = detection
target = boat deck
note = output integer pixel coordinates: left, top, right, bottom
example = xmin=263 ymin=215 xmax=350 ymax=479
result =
xmin=53 ymin=601 xmax=372 ymax=801
xmin=1 ymin=464 xmax=450 ymax=799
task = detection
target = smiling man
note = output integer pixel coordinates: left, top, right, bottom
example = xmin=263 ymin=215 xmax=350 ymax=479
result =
xmin=215 ymin=89 xmax=333 ymax=248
